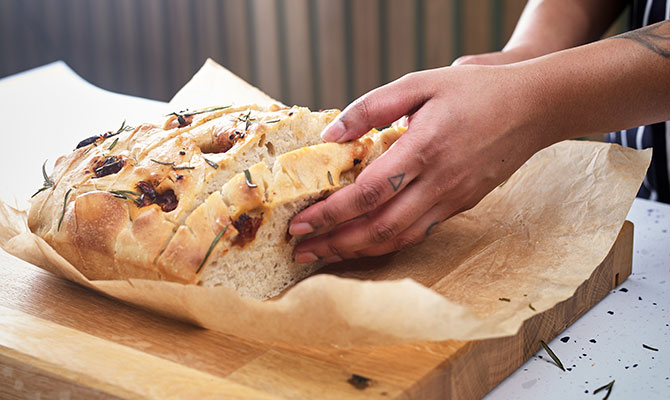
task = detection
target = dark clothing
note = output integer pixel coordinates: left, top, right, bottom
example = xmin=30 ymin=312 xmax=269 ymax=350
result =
xmin=607 ymin=0 xmax=670 ymax=202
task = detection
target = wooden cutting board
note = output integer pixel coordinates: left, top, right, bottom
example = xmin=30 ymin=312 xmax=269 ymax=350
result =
xmin=0 ymin=221 xmax=633 ymax=400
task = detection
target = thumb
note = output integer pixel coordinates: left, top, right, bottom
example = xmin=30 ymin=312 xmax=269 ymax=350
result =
xmin=321 ymin=73 xmax=429 ymax=143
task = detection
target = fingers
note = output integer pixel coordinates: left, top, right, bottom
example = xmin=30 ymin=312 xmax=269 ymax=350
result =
xmin=293 ymin=176 xmax=439 ymax=261
xmin=321 ymin=73 xmax=429 ymax=143
xmin=289 ymin=127 xmax=427 ymax=237
xmin=295 ymin=199 xmax=455 ymax=263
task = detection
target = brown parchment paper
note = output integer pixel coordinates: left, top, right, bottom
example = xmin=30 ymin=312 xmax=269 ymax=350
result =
xmin=0 ymin=61 xmax=652 ymax=347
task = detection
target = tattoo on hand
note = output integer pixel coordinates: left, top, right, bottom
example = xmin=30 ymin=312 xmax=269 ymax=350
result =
xmin=612 ymin=20 xmax=670 ymax=58
xmin=425 ymin=221 xmax=439 ymax=236
xmin=387 ymin=173 xmax=405 ymax=191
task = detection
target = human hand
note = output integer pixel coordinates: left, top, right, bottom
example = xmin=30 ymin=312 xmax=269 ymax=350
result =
xmin=288 ymin=64 xmax=555 ymax=263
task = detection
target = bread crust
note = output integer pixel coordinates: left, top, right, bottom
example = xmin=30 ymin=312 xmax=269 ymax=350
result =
xmin=28 ymin=104 xmax=404 ymax=298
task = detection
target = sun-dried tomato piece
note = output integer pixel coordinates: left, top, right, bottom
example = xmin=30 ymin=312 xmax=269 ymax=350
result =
xmin=232 ymin=213 xmax=263 ymax=247
xmin=135 ymin=180 xmax=178 ymax=212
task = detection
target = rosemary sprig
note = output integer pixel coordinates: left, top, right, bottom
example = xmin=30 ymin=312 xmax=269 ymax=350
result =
xmin=75 ymin=120 xmax=133 ymax=150
xmin=166 ymin=105 xmax=231 ymax=118
xmin=173 ymin=165 xmax=195 ymax=170
xmin=642 ymin=344 xmax=659 ymax=351
xmin=42 ymin=160 xmax=54 ymax=186
xmin=107 ymin=137 xmax=119 ymax=151
xmin=109 ymin=189 xmax=140 ymax=196
xmin=31 ymin=160 xmax=55 ymax=198
xmin=151 ymin=159 xmax=175 ymax=166
xmin=57 ymin=188 xmax=73 ymax=231
xmin=196 ymin=222 xmax=232 ymax=274
xmin=244 ymin=169 xmax=257 ymax=188
xmin=108 ymin=190 xmax=142 ymax=206
xmin=529 ymin=303 xmax=536 ymax=311
xmin=238 ymin=111 xmax=256 ymax=131
xmin=593 ymin=380 xmax=615 ymax=400
xmin=112 ymin=119 xmax=135 ymax=136
xmin=327 ymin=170 xmax=334 ymax=186
xmin=31 ymin=186 xmax=51 ymax=198
xmin=540 ymin=340 xmax=565 ymax=371
xmin=115 ymin=120 xmax=134 ymax=135
xmin=203 ymin=157 xmax=219 ymax=169
xmin=498 ymin=297 xmax=511 ymax=302
xmin=265 ymin=119 xmax=281 ymax=124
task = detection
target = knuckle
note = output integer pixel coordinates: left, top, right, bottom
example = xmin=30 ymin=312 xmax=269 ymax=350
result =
xmin=414 ymin=149 xmax=432 ymax=169
xmin=400 ymin=71 xmax=419 ymax=82
xmin=327 ymin=242 xmax=342 ymax=257
xmin=319 ymin=204 xmax=338 ymax=227
xmin=355 ymin=182 xmax=384 ymax=212
xmin=394 ymin=235 xmax=420 ymax=250
xmin=346 ymin=96 xmax=373 ymax=127
xmin=369 ymin=222 xmax=397 ymax=244
xmin=452 ymin=55 xmax=476 ymax=66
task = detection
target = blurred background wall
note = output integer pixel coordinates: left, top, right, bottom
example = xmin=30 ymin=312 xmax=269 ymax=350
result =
xmin=0 ymin=0 xmax=627 ymax=110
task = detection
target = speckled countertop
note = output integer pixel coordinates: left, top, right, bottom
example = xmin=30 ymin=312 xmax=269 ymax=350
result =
xmin=486 ymin=197 xmax=670 ymax=399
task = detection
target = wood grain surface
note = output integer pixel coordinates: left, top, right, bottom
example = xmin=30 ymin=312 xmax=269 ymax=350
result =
xmin=0 ymin=222 xmax=633 ymax=399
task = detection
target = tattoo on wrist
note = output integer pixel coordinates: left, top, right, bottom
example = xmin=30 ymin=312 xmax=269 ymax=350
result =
xmin=387 ymin=173 xmax=405 ymax=191
xmin=611 ymin=21 xmax=670 ymax=59
xmin=425 ymin=221 xmax=439 ymax=236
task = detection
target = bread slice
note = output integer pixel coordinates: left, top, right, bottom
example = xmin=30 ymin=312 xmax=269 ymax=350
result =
xmin=28 ymin=104 xmax=404 ymax=299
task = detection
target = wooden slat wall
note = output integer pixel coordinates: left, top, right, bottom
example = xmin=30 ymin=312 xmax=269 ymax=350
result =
xmin=0 ymin=0 xmax=628 ymax=110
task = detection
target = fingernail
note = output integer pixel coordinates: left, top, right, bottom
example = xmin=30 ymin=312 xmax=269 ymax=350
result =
xmin=289 ymin=222 xmax=314 ymax=235
xmin=323 ymin=255 xmax=343 ymax=264
xmin=295 ymin=251 xmax=319 ymax=263
xmin=321 ymin=119 xmax=346 ymax=143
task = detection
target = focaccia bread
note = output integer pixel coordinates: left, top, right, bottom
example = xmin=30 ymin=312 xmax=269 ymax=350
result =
xmin=28 ymin=104 xmax=404 ymax=299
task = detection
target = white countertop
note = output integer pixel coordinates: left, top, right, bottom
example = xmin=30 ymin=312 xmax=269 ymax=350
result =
xmin=1 ymin=63 xmax=668 ymax=399
xmin=484 ymin=176 xmax=670 ymax=399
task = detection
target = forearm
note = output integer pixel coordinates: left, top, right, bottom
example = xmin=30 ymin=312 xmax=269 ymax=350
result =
xmin=505 ymin=0 xmax=626 ymax=58
xmin=514 ymin=20 xmax=670 ymax=145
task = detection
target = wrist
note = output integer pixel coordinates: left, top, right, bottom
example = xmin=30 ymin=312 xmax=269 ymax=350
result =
xmin=495 ymin=62 xmax=567 ymax=153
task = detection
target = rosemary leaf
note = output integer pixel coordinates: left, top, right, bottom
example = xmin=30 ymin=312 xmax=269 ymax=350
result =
xmin=115 ymin=120 xmax=127 ymax=134
xmin=57 ymin=188 xmax=73 ymax=232
xmin=31 ymin=186 xmax=50 ymax=198
xmin=109 ymin=189 xmax=140 ymax=196
xmin=593 ymin=380 xmax=615 ymax=400
xmin=41 ymin=160 xmax=54 ymax=187
xmin=529 ymin=303 xmax=536 ymax=311
xmin=265 ymin=119 xmax=281 ymax=124
xmin=107 ymin=137 xmax=119 ymax=151
xmin=238 ymin=111 xmax=256 ymax=131
xmin=108 ymin=190 xmax=142 ymax=206
xmin=540 ymin=340 xmax=565 ymax=371
xmin=642 ymin=344 xmax=659 ymax=351
xmin=244 ymin=169 xmax=257 ymax=188
xmin=204 ymin=157 xmax=219 ymax=169
xmin=173 ymin=165 xmax=195 ymax=170
xmin=327 ymin=170 xmax=334 ymax=186
xmin=498 ymin=297 xmax=511 ymax=302
xmin=117 ymin=120 xmax=126 ymax=132
xmin=32 ymin=160 xmax=55 ymax=198
xmin=111 ymin=120 xmax=133 ymax=136
xmin=151 ymin=159 xmax=175 ymax=166
xmin=196 ymin=222 xmax=232 ymax=274
xmin=166 ymin=105 xmax=231 ymax=118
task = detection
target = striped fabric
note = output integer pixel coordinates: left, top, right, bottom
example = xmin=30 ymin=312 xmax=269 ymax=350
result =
xmin=607 ymin=0 xmax=670 ymax=203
